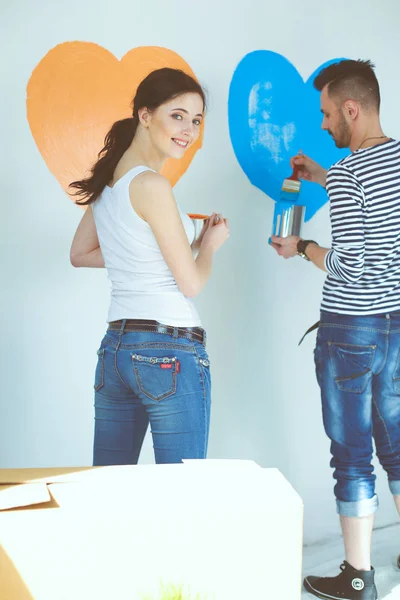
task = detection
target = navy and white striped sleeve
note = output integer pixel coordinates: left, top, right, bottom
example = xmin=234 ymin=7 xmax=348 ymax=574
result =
xmin=324 ymin=165 xmax=365 ymax=283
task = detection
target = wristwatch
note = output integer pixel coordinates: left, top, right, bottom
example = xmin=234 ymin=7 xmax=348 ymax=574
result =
xmin=297 ymin=239 xmax=318 ymax=261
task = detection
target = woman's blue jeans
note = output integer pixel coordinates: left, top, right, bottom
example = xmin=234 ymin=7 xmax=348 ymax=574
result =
xmin=315 ymin=310 xmax=400 ymax=517
xmin=93 ymin=324 xmax=211 ymax=465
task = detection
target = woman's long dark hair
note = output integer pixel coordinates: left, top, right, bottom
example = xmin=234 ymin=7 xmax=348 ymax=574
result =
xmin=69 ymin=68 xmax=206 ymax=206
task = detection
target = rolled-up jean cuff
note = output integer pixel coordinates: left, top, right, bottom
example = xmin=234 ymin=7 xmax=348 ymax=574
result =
xmin=389 ymin=480 xmax=400 ymax=496
xmin=336 ymin=494 xmax=379 ymax=517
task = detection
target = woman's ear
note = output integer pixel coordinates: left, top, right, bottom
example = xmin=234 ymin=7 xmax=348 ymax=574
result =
xmin=138 ymin=107 xmax=151 ymax=128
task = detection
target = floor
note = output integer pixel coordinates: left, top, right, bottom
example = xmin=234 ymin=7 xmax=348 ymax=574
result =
xmin=301 ymin=523 xmax=400 ymax=599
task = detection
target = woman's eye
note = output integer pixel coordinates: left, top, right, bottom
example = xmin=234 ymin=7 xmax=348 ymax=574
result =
xmin=193 ymin=119 xmax=201 ymax=126
xmin=172 ymin=114 xmax=182 ymax=120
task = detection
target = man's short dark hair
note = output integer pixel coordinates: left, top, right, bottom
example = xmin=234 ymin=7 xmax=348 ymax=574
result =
xmin=313 ymin=59 xmax=380 ymax=112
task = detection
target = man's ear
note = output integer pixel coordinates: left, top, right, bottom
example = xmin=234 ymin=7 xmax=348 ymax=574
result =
xmin=343 ymin=100 xmax=359 ymax=121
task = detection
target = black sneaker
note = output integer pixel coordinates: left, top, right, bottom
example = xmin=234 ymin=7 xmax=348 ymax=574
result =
xmin=303 ymin=561 xmax=377 ymax=600
xmin=397 ymin=554 xmax=400 ymax=569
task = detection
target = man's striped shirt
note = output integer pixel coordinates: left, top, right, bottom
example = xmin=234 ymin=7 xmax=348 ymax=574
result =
xmin=322 ymin=139 xmax=400 ymax=315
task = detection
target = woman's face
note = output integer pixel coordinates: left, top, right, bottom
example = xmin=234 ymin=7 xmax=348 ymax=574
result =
xmin=140 ymin=92 xmax=204 ymax=159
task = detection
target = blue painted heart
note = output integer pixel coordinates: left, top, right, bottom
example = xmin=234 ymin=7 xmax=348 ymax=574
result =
xmin=228 ymin=51 xmax=348 ymax=221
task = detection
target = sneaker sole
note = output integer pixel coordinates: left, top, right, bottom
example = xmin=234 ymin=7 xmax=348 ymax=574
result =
xmin=303 ymin=577 xmax=378 ymax=600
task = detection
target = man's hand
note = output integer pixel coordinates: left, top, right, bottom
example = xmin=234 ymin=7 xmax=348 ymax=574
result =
xmin=291 ymin=153 xmax=328 ymax=188
xmin=270 ymin=235 xmax=299 ymax=259
xmin=271 ymin=235 xmax=329 ymax=271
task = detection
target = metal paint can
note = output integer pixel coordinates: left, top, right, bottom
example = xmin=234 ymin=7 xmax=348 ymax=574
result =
xmin=273 ymin=204 xmax=305 ymax=237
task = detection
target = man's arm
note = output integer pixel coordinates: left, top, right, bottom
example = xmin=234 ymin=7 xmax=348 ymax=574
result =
xmin=271 ymin=165 xmax=365 ymax=280
xmin=301 ymin=242 xmax=329 ymax=270
xmin=323 ymin=165 xmax=365 ymax=283
xmin=270 ymin=236 xmax=329 ymax=271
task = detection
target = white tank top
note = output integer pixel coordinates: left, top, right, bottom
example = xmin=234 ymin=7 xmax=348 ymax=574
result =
xmin=92 ymin=166 xmax=201 ymax=327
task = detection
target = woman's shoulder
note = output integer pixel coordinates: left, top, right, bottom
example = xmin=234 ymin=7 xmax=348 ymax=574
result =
xmin=130 ymin=169 xmax=171 ymax=193
xmin=129 ymin=170 xmax=174 ymax=209
xmin=129 ymin=169 xmax=176 ymax=221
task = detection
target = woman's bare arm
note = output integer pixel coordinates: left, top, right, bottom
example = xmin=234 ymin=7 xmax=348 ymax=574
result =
xmin=70 ymin=206 xmax=105 ymax=268
xmin=131 ymin=171 xmax=228 ymax=297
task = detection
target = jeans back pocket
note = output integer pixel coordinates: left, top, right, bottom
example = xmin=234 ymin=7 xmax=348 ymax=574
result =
xmin=328 ymin=342 xmax=376 ymax=394
xmin=132 ymin=354 xmax=179 ymax=401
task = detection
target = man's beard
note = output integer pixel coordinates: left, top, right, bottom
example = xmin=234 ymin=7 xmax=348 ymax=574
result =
xmin=328 ymin=112 xmax=351 ymax=149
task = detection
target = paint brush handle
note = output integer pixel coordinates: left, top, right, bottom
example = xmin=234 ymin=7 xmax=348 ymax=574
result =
xmin=288 ymin=165 xmax=300 ymax=181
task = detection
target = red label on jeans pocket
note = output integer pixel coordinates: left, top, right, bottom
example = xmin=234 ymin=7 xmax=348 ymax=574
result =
xmin=160 ymin=364 xmax=172 ymax=369
xmin=176 ymin=361 xmax=180 ymax=373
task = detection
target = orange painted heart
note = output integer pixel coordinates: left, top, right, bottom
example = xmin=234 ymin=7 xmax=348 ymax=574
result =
xmin=26 ymin=42 xmax=204 ymax=200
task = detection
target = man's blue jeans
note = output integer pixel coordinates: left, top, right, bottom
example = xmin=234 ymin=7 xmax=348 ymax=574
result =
xmin=315 ymin=310 xmax=400 ymax=517
xmin=93 ymin=326 xmax=211 ymax=465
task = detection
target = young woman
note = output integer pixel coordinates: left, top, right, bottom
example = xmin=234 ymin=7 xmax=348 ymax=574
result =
xmin=70 ymin=68 xmax=229 ymax=465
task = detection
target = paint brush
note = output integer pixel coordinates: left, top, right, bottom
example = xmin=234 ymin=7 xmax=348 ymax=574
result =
xmin=270 ymin=165 xmax=303 ymax=241
xmin=279 ymin=165 xmax=301 ymax=203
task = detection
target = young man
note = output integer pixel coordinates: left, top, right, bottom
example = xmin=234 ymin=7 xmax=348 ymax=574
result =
xmin=271 ymin=59 xmax=400 ymax=600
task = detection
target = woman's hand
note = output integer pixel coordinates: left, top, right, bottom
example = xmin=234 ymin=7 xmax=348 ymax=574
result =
xmin=200 ymin=213 xmax=230 ymax=253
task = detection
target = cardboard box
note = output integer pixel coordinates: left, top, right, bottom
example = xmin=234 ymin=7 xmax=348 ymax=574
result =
xmin=0 ymin=461 xmax=303 ymax=600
